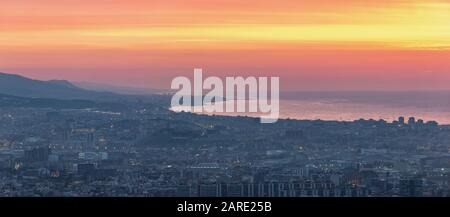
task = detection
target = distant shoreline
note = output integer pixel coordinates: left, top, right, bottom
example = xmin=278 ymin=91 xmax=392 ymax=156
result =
xmin=171 ymin=93 xmax=450 ymax=125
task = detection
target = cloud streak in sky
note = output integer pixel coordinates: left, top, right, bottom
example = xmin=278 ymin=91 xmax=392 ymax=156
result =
xmin=1 ymin=0 xmax=449 ymax=90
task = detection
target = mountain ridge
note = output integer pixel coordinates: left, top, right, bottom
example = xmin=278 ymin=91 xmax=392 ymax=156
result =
xmin=0 ymin=72 xmax=119 ymax=100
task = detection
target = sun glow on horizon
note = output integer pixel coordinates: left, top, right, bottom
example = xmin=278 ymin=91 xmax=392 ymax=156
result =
xmin=0 ymin=0 xmax=449 ymax=90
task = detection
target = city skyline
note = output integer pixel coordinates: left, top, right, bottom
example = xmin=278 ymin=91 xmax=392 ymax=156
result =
xmin=0 ymin=0 xmax=449 ymax=203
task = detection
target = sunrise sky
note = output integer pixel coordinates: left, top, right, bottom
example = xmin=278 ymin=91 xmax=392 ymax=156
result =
xmin=1 ymin=0 xmax=449 ymax=91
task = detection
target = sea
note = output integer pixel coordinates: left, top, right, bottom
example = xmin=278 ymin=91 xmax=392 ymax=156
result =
xmin=171 ymin=91 xmax=450 ymax=125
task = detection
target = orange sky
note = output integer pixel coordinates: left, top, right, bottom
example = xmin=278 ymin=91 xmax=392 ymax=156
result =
xmin=0 ymin=0 xmax=449 ymax=90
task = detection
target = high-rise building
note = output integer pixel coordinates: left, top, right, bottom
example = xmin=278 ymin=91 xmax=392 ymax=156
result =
xmin=398 ymin=117 xmax=405 ymax=124
xmin=408 ymin=117 xmax=416 ymax=125
xmin=24 ymin=147 xmax=51 ymax=162
xmin=399 ymin=178 xmax=423 ymax=197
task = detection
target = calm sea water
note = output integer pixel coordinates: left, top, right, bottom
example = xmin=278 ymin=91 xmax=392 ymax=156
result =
xmin=172 ymin=91 xmax=450 ymax=125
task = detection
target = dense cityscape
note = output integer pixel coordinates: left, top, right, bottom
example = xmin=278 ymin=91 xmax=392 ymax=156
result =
xmin=0 ymin=93 xmax=448 ymax=197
